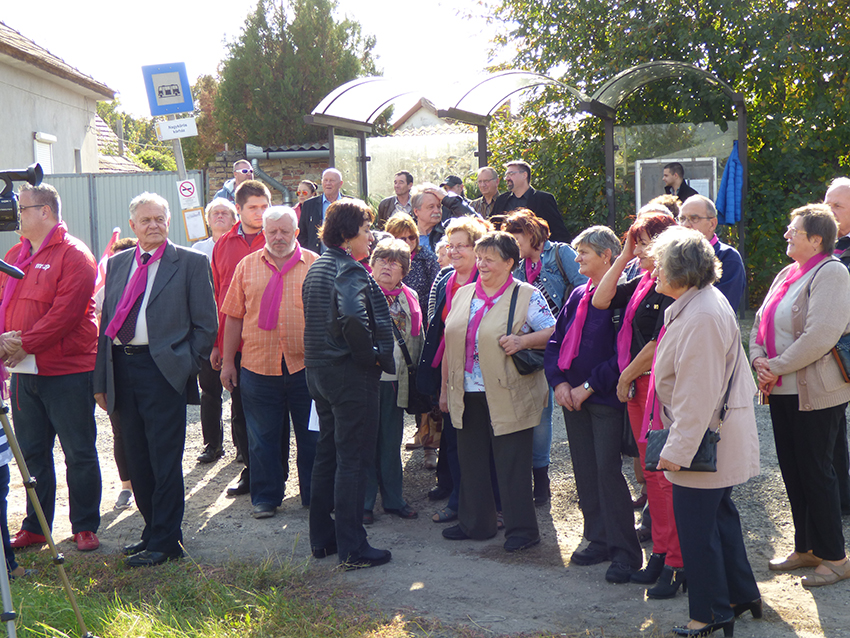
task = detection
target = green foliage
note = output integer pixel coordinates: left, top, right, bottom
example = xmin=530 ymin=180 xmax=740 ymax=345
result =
xmin=215 ymin=0 xmax=378 ymax=148
xmin=97 ymin=100 xmax=176 ymax=170
xmin=136 ymin=149 xmax=178 ymax=172
xmin=181 ymin=75 xmax=222 ymax=170
xmin=489 ymin=0 xmax=850 ymax=304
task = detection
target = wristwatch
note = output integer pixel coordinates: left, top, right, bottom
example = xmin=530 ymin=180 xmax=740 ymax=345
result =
xmin=583 ymin=381 xmax=594 ymax=393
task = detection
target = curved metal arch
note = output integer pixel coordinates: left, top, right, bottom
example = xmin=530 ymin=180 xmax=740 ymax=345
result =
xmin=448 ymin=70 xmax=588 ymax=117
xmin=311 ymin=76 xmax=420 ymax=125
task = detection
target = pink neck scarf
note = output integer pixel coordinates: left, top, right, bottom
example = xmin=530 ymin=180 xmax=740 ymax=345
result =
xmin=640 ymin=324 xmax=667 ymax=441
xmin=557 ymin=279 xmax=593 ymax=370
xmin=616 ymin=271 xmax=656 ymax=372
xmin=755 ymin=251 xmax=829 ymax=385
xmin=105 ymin=242 xmax=168 ymax=340
xmin=431 ymin=267 xmax=477 ymax=368
xmin=710 ymin=234 xmax=719 ymax=247
xmin=525 ymin=257 xmax=542 ymax=285
xmin=0 ymin=223 xmax=62 ymax=397
xmin=258 ymin=243 xmax=302 ymax=331
xmin=464 ymin=277 xmax=515 ymax=372
xmin=380 ymin=282 xmax=422 ymax=336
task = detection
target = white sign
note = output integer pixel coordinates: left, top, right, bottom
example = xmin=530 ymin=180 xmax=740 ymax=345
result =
xmin=177 ymin=179 xmax=200 ymax=210
xmin=156 ymin=117 xmax=198 ymax=142
xmin=183 ymin=207 xmax=208 ymax=242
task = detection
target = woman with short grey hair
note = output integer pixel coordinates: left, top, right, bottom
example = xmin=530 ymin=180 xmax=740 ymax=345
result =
xmin=544 ymin=225 xmax=642 ymax=583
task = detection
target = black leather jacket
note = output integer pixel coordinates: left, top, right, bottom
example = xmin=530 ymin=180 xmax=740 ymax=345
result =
xmin=302 ymin=246 xmax=395 ymax=374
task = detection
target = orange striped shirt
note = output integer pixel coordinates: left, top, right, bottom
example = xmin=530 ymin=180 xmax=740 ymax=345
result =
xmin=221 ymin=247 xmax=318 ymax=375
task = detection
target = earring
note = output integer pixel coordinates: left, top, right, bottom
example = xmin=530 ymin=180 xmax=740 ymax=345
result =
xmin=344 ymin=243 xmax=352 ymax=256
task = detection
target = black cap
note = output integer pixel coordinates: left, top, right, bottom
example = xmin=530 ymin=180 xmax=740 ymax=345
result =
xmin=440 ymin=175 xmax=463 ymax=188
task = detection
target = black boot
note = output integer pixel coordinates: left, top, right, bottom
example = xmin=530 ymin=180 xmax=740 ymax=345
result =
xmin=532 ymin=465 xmax=550 ymax=506
xmin=631 ymin=552 xmax=666 ymax=584
xmin=647 ymin=565 xmax=687 ymax=599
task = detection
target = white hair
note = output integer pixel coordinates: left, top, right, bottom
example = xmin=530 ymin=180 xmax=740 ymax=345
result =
xmin=262 ymin=206 xmax=298 ymax=229
xmin=205 ymin=197 xmax=237 ymax=223
xmin=828 ymin=177 xmax=850 ymax=192
xmin=322 ymin=168 xmax=342 ymax=180
xmin=129 ymin=192 xmax=171 ymax=221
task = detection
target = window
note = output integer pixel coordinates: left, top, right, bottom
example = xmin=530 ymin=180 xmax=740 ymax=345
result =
xmin=33 ymin=132 xmax=57 ymax=174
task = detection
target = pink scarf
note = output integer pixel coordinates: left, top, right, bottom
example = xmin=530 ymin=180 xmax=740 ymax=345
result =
xmin=380 ymin=283 xmax=422 ymax=336
xmin=557 ymin=280 xmax=593 ymax=370
xmin=464 ymin=277 xmax=515 ymax=372
xmin=0 ymin=223 xmax=62 ymax=397
xmin=431 ymin=267 xmax=477 ymax=368
xmin=640 ymin=324 xmax=667 ymax=441
xmin=258 ymin=243 xmax=302 ymax=331
xmin=754 ymin=251 xmax=829 ymax=386
xmin=617 ymin=271 xmax=656 ymax=372
xmin=525 ymin=257 xmax=542 ymax=285
xmin=105 ymin=242 xmax=168 ymax=340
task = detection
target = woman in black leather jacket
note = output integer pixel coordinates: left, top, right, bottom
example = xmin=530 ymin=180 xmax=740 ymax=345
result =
xmin=302 ymin=199 xmax=395 ymax=571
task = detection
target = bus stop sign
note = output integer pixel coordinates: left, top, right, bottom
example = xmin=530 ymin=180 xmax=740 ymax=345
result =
xmin=142 ymin=62 xmax=194 ymax=116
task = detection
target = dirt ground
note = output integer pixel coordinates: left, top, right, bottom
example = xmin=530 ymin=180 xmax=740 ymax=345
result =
xmin=6 ymin=393 xmax=850 ymax=638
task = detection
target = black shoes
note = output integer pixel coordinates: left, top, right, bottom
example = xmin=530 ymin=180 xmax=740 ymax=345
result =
xmin=125 ymin=549 xmax=184 ymax=567
xmin=252 ymin=503 xmax=276 ymax=519
xmin=647 ymin=565 xmax=687 ymax=599
xmin=671 ymin=620 xmax=734 ymax=637
xmin=631 ymin=552 xmax=667 ymax=584
xmin=606 ymin=561 xmax=635 ymax=583
xmin=226 ymin=476 xmax=250 ymax=497
xmin=362 ymin=510 xmax=374 ymax=525
xmin=384 ymin=504 xmax=418 ymax=519
xmin=123 ymin=540 xmax=148 ymax=556
xmin=504 ymin=535 xmax=540 ymax=552
xmin=732 ymin=598 xmax=763 ymax=619
xmin=341 ymin=546 xmax=392 ymax=571
xmin=428 ymin=485 xmax=451 ymax=501
xmin=570 ymin=544 xmax=609 ymax=566
xmin=312 ymin=544 xmax=338 ymax=559
xmin=197 ymin=444 xmax=224 ymax=464
xmin=442 ymin=524 xmax=471 ymax=540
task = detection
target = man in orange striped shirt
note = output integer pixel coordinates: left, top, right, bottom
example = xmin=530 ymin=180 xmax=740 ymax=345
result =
xmin=220 ymin=207 xmax=319 ymax=518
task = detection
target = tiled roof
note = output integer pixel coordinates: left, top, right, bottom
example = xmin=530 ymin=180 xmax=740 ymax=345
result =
xmin=95 ymin=115 xmax=148 ymax=174
xmin=0 ymin=21 xmax=115 ymax=100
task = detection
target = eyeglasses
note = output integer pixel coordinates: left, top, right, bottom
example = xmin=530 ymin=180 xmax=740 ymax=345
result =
xmin=236 ymin=168 xmax=253 ymax=174
xmin=785 ymin=225 xmax=808 ymax=238
xmin=504 ymin=170 xmax=521 ymax=177
xmin=403 ymin=235 xmax=418 ymax=241
xmin=677 ymin=214 xmax=711 ymax=224
xmin=296 ymin=190 xmax=312 ymax=196
xmin=447 ymin=243 xmax=472 ymax=252
xmin=374 ymin=258 xmax=402 ymax=269
xmin=18 ymin=204 xmax=45 ymax=211
xmin=476 ymin=178 xmax=495 ymax=185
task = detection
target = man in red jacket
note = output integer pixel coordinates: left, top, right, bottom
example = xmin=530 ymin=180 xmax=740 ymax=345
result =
xmin=0 ymin=183 xmax=101 ymax=552
xmin=211 ymin=180 xmax=268 ymax=496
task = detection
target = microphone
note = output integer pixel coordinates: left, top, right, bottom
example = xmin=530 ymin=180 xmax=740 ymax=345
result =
xmin=0 ymin=259 xmax=24 ymax=280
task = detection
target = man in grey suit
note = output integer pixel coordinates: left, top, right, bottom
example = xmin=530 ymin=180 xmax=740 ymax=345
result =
xmin=94 ymin=192 xmax=217 ymax=567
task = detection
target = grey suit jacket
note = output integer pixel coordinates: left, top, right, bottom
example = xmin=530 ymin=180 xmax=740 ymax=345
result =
xmin=93 ymin=241 xmax=218 ymax=414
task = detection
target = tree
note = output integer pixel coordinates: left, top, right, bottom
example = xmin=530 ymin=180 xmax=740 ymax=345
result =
xmin=96 ymin=101 xmax=176 ymax=170
xmin=181 ymin=75 xmax=223 ymax=170
xmin=489 ymin=0 xmax=850 ymax=301
xmin=215 ymin=0 xmax=377 ymax=148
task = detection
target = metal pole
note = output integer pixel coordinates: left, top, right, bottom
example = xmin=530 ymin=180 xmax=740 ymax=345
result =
xmin=736 ymin=98 xmax=749 ymax=313
xmin=168 ymin=115 xmax=188 ymax=181
xmin=604 ymin=117 xmax=616 ymax=228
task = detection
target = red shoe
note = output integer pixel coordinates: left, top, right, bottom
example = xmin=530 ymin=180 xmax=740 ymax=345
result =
xmin=10 ymin=530 xmax=47 ymax=549
xmin=74 ymin=531 xmax=100 ymax=551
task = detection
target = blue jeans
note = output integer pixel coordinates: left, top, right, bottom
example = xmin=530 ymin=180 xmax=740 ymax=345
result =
xmin=11 ymin=372 xmax=101 ymax=534
xmin=364 ymin=381 xmax=408 ymax=511
xmin=307 ymin=359 xmax=381 ymax=563
xmin=241 ymin=365 xmax=316 ymax=507
xmin=532 ymin=387 xmax=554 ymax=468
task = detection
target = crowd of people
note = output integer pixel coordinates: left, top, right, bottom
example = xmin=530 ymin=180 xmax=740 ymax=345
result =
xmin=3 ymin=161 xmax=850 ymax=636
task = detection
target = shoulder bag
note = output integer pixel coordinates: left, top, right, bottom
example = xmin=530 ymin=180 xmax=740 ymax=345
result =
xmin=390 ymin=319 xmax=433 ymax=415
xmin=506 ymin=284 xmax=546 ymax=375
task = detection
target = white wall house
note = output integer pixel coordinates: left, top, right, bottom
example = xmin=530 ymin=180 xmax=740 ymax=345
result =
xmin=0 ymin=21 xmax=115 ymax=174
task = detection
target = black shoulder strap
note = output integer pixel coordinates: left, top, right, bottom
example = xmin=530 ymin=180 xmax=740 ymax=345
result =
xmin=552 ymin=243 xmax=567 ymax=282
xmin=390 ymin=320 xmax=414 ymax=369
xmin=507 ymin=284 xmax=520 ymax=335
xmin=804 ymin=256 xmax=842 ymax=298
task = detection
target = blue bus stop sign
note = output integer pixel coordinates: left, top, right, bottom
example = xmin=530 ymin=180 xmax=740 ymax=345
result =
xmin=142 ymin=62 xmax=194 ymax=116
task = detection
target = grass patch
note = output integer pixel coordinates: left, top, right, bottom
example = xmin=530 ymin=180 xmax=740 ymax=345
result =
xmin=7 ymin=551 xmax=415 ymax=638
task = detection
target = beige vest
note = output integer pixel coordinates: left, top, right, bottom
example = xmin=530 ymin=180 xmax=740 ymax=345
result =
xmin=444 ymin=281 xmax=548 ymax=435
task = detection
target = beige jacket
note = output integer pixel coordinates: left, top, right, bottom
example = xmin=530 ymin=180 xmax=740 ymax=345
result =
xmin=444 ymin=281 xmax=548 ymax=435
xmin=749 ymin=258 xmax=850 ymax=411
xmin=655 ymin=286 xmax=760 ymax=489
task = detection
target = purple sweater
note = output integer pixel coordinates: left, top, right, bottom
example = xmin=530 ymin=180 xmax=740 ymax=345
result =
xmin=544 ymin=285 xmax=623 ymax=410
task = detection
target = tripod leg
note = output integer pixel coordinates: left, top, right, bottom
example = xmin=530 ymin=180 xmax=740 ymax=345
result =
xmin=1 ymin=406 xmax=96 ymax=638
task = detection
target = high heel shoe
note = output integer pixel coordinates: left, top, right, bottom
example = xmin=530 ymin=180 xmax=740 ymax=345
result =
xmin=672 ymin=619 xmax=734 ymax=637
xmin=646 ymin=565 xmax=686 ymax=599
xmin=732 ymin=598 xmax=763 ymax=619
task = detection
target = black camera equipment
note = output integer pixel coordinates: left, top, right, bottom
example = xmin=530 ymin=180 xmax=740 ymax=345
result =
xmin=0 ymin=163 xmax=44 ymax=233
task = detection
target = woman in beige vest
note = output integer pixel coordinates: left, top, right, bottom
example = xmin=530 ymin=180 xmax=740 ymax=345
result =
xmin=439 ymin=231 xmax=555 ymax=552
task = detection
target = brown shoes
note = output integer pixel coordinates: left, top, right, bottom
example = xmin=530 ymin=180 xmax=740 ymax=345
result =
xmin=768 ymin=551 xmax=822 ymax=571
xmin=801 ymin=559 xmax=850 ymax=588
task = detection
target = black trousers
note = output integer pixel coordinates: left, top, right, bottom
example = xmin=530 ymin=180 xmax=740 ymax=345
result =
xmin=673 ymin=485 xmax=760 ymax=624
xmin=198 ymin=356 xmax=223 ymax=449
xmin=456 ymin=392 xmax=537 ymax=541
xmin=114 ymin=349 xmax=187 ymax=555
xmin=833 ymin=411 xmax=850 ymax=511
xmin=769 ymin=395 xmax=846 ymax=560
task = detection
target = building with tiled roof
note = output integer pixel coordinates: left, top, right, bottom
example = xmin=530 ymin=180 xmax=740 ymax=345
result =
xmin=94 ymin=115 xmax=148 ymax=173
xmin=0 ymin=20 xmax=116 ymax=174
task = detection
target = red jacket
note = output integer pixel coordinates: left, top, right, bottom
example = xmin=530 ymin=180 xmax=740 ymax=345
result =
xmin=0 ymin=224 xmax=98 ymax=375
xmin=211 ymin=223 xmax=264 ymax=350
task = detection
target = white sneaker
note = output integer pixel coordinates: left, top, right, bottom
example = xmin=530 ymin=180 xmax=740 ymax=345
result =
xmin=114 ymin=489 xmax=134 ymax=510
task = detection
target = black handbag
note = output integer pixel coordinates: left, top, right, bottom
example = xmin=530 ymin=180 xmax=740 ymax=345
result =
xmin=506 ymin=285 xmax=546 ymax=375
xmin=390 ymin=320 xmax=433 ymax=415
xmin=644 ymin=336 xmax=739 ymax=473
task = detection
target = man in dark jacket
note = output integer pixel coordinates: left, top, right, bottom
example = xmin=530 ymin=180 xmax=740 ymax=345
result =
xmin=298 ymin=168 xmax=346 ymax=253
xmin=490 ymin=161 xmax=570 ymax=242
xmin=662 ymin=162 xmax=699 ymax=202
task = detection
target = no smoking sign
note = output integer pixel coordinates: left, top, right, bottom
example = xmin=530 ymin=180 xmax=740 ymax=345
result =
xmin=177 ymin=179 xmax=200 ymax=210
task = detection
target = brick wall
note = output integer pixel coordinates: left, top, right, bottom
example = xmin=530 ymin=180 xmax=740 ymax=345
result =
xmin=206 ymin=151 xmax=328 ymax=206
